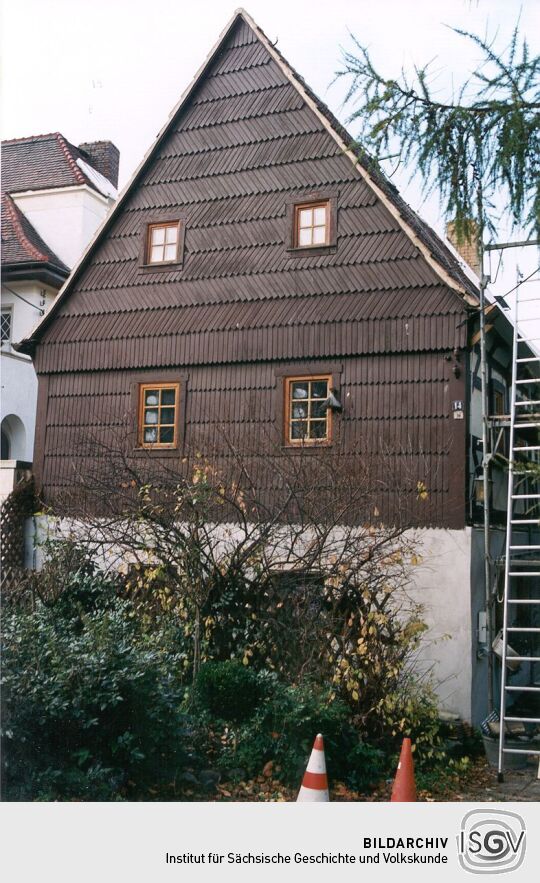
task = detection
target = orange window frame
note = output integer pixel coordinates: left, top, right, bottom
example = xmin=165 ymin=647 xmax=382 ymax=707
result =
xmin=284 ymin=374 xmax=332 ymax=446
xmin=294 ymin=201 xmax=330 ymax=248
xmin=146 ymin=221 xmax=181 ymax=265
xmin=138 ymin=382 xmax=180 ymax=449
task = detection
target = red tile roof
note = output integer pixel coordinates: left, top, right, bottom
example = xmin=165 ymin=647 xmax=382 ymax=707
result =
xmin=2 ymin=132 xmax=101 ymax=195
xmin=1 ymin=193 xmax=68 ymax=273
xmin=0 ymin=132 xmax=111 ymax=279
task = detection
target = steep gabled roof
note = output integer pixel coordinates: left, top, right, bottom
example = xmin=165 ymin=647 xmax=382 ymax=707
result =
xmin=2 ymin=132 xmax=111 ymax=197
xmin=263 ymin=27 xmax=479 ymax=303
xmin=1 ymin=194 xmax=69 ymax=283
xmin=18 ymin=9 xmax=480 ymax=360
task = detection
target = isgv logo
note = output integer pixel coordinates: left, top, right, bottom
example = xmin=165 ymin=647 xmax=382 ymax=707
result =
xmin=457 ymin=809 xmax=526 ymax=874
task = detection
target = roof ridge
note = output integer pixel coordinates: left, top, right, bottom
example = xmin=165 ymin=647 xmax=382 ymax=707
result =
xmin=2 ymin=132 xmax=62 ymax=145
xmin=2 ymin=194 xmax=50 ymax=262
xmin=55 ymin=133 xmax=87 ymax=185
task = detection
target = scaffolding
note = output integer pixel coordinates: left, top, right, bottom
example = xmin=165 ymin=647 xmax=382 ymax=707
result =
xmin=477 ymin=237 xmax=540 ymax=779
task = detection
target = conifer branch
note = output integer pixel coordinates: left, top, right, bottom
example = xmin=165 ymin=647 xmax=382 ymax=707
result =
xmin=336 ymin=24 xmax=540 ymax=241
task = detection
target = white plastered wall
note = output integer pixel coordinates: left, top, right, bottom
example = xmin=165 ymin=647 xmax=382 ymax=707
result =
xmin=13 ymin=186 xmax=113 ymax=269
xmin=405 ymin=527 xmax=473 ymax=721
xmin=26 ymin=516 xmax=474 ymax=721
xmin=1 ymin=281 xmax=56 ymax=462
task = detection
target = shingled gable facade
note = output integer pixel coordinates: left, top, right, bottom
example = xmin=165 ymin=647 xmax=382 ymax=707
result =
xmin=19 ymin=10 xmax=512 ymax=722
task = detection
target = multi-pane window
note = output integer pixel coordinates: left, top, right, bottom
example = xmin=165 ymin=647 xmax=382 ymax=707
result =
xmin=146 ymin=222 xmax=180 ymax=264
xmin=138 ymin=383 xmax=180 ymax=448
xmin=285 ymin=376 xmax=331 ymax=444
xmin=295 ymin=202 xmax=329 ymax=247
xmin=1 ymin=310 xmax=12 ymax=344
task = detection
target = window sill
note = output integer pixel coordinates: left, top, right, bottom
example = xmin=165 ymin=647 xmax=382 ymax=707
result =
xmin=285 ymin=245 xmax=336 ymax=258
xmin=282 ymin=441 xmax=333 ymax=451
xmin=132 ymin=447 xmax=180 ymax=458
xmin=138 ymin=261 xmax=184 ymax=275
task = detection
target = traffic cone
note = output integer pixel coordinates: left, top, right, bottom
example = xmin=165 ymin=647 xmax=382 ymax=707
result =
xmin=297 ymin=733 xmax=330 ymax=802
xmin=390 ymin=737 xmax=416 ymax=802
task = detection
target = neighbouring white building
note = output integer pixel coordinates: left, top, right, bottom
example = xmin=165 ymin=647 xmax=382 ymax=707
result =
xmin=1 ymin=134 xmax=119 ymax=497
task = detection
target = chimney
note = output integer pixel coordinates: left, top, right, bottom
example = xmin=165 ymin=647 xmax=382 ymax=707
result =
xmin=446 ymin=220 xmax=480 ymax=276
xmin=78 ymin=141 xmax=120 ymax=188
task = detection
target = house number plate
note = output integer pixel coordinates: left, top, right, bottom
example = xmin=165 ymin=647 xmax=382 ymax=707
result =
xmin=453 ymin=400 xmax=464 ymax=420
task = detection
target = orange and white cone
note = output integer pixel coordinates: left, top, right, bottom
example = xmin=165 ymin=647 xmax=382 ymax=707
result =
xmin=390 ymin=737 xmax=416 ymax=802
xmin=297 ymin=733 xmax=330 ymax=802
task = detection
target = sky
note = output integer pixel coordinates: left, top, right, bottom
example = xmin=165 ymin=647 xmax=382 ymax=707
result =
xmin=1 ymin=0 xmax=539 ymax=322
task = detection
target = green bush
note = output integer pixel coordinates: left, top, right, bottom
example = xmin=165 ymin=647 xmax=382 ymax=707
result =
xmin=3 ymin=537 xmax=455 ymax=800
xmin=1 ymin=590 xmax=192 ymax=801
xmin=220 ymin=679 xmax=386 ymax=790
xmin=376 ymin=677 xmax=446 ymax=767
xmin=194 ymin=661 xmax=266 ymax=724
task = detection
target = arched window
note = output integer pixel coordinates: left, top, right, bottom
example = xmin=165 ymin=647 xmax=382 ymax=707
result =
xmin=0 ymin=415 xmax=26 ymax=461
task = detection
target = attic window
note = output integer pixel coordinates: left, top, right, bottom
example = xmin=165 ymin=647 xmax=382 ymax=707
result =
xmin=146 ymin=221 xmax=182 ymax=265
xmin=286 ymin=194 xmax=337 ymax=255
xmin=295 ymin=202 xmax=329 ymax=247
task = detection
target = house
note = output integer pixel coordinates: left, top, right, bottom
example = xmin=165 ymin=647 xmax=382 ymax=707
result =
xmin=1 ymin=133 xmax=119 ymax=496
xmin=16 ymin=10 xmax=535 ymax=723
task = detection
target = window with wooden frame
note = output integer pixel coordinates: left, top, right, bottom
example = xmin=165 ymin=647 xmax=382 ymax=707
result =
xmin=294 ymin=201 xmax=330 ymax=248
xmin=138 ymin=382 xmax=180 ymax=448
xmin=146 ymin=221 xmax=182 ymax=265
xmin=285 ymin=375 xmax=332 ymax=445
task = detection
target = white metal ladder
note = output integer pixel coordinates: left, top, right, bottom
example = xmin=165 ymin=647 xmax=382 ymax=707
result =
xmin=498 ymin=287 xmax=540 ymax=781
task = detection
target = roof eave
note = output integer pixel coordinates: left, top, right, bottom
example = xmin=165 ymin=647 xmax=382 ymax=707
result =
xmin=2 ymin=261 xmax=69 ymax=290
xmin=13 ymin=336 xmax=36 ymax=356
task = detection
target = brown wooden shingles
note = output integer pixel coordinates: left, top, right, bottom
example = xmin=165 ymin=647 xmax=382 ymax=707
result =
xmin=40 ymin=353 xmax=457 ymax=528
xmin=29 ymin=14 xmax=473 ymax=528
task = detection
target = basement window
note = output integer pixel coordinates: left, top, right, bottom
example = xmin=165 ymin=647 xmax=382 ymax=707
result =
xmin=138 ymin=382 xmax=180 ymax=448
xmin=268 ymin=570 xmax=324 ymax=594
xmin=285 ymin=375 xmax=332 ymax=445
